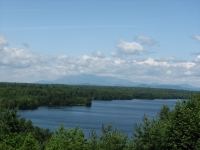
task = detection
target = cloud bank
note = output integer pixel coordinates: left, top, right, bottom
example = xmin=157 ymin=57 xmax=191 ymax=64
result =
xmin=0 ymin=34 xmax=200 ymax=87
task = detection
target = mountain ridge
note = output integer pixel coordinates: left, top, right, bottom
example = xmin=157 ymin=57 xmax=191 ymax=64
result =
xmin=36 ymin=74 xmax=200 ymax=91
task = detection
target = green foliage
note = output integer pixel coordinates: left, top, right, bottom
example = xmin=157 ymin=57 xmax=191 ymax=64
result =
xmin=0 ymin=133 xmax=25 ymax=150
xmin=131 ymin=116 xmax=166 ymax=149
xmin=163 ymin=96 xmax=200 ymax=149
xmin=0 ymin=107 xmax=51 ymax=150
xmin=157 ymin=104 xmax=170 ymax=120
xmin=0 ymin=82 xmax=195 ymax=110
xmin=132 ymin=94 xmax=200 ymax=150
xmin=19 ymin=133 xmax=41 ymax=150
xmin=45 ymin=125 xmax=89 ymax=150
xmin=89 ymin=123 xmax=128 ymax=150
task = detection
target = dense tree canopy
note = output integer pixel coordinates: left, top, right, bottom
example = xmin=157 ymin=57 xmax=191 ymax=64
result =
xmin=131 ymin=93 xmax=200 ymax=149
xmin=0 ymin=82 xmax=196 ymax=110
xmin=0 ymin=107 xmax=51 ymax=150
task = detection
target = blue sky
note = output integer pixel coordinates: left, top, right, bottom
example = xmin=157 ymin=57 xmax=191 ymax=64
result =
xmin=0 ymin=0 xmax=200 ymax=86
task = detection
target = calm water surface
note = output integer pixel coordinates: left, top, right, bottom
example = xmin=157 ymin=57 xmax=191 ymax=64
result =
xmin=19 ymin=99 xmax=179 ymax=136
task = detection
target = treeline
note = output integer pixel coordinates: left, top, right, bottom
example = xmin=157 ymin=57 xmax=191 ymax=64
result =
xmin=1 ymin=93 xmax=200 ymax=149
xmin=0 ymin=82 xmax=197 ymax=110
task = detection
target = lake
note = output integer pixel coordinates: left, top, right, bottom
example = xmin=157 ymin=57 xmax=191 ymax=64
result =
xmin=19 ymin=99 xmax=179 ymax=136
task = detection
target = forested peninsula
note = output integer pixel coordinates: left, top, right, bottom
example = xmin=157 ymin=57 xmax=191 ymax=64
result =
xmin=0 ymin=82 xmax=197 ymax=110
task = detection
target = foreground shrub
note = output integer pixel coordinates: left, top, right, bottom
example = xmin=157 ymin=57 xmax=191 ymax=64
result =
xmin=45 ymin=125 xmax=89 ymax=150
xmin=89 ymin=123 xmax=128 ymax=150
xmin=132 ymin=94 xmax=200 ymax=150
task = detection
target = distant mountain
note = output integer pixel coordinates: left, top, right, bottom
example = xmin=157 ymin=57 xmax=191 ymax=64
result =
xmin=36 ymin=74 xmax=200 ymax=91
xmin=136 ymin=83 xmax=200 ymax=91
xmin=36 ymin=74 xmax=139 ymax=86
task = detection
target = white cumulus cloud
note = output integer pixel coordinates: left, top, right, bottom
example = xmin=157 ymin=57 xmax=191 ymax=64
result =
xmin=111 ymin=39 xmax=144 ymax=57
xmin=0 ymin=34 xmax=53 ymax=69
xmin=117 ymin=40 xmax=143 ymax=54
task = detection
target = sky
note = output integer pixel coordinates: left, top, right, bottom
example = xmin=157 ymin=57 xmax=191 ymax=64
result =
xmin=0 ymin=0 xmax=200 ymax=87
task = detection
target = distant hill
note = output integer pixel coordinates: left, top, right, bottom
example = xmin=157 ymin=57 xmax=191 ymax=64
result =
xmin=136 ymin=83 xmax=200 ymax=91
xmin=36 ymin=74 xmax=200 ymax=91
xmin=37 ymin=74 xmax=139 ymax=86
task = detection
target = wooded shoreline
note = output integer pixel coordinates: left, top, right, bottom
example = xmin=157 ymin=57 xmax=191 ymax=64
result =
xmin=0 ymin=82 xmax=196 ymax=110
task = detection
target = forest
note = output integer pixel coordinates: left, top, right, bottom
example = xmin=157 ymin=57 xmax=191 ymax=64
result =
xmin=0 ymin=90 xmax=200 ymax=149
xmin=0 ymin=82 xmax=197 ymax=110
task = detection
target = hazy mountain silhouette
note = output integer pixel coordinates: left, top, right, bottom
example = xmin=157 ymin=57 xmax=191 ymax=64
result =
xmin=36 ymin=74 xmax=200 ymax=91
xmin=37 ymin=74 xmax=138 ymax=86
